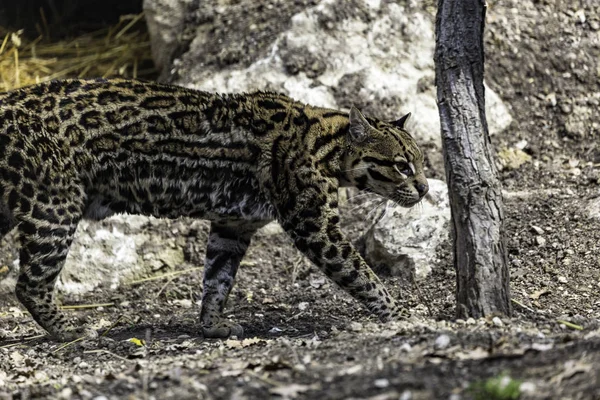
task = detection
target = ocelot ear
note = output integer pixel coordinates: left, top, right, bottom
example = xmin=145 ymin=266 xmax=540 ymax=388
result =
xmin=391 ymin=112 xmax=411 ymax=129
xmin=349 ymin=106 xmax=371 ymax=143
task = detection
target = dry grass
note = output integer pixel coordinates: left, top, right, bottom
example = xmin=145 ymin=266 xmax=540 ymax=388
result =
xmin=0 ymin=12 xmax=154 ymax=92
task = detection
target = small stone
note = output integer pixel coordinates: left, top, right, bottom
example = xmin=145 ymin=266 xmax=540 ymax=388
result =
xmin=558 ymin=276 xmax=568 ymax=284
xmin=374 ymin=378 xmax=390 ymax=388
xmin=298 ymin=302 xmax=309 ymax=311
xmin=466 ymin=317 xmax=476 ymax=325
xmin=399 ymin=342 xmax=412 ymax=352
xmin=530 ymin=225 xmax=544 ymax=235
xmin=559 ymin=103 xmax=572 ymax=114
xmin=400 ymin=391 xmax=413 ymax=400
xmin=492 ymin=317 xmax=504 ymax=327
xmin=520 ymin=382 xmax=537 ymax=394
xmin=59 ymin=388 xmax=73 ymax=399
xmin=434 ymin=334 xmax=451 ymax=350
xmin=536 ymin=236 xmax=546 ymax=246
xmin=349 ymin=322 xmax=363 ymax=332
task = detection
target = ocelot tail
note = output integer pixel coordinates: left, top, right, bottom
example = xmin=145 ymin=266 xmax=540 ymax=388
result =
xmin=0 ymin=78 xmax=428 ymax=341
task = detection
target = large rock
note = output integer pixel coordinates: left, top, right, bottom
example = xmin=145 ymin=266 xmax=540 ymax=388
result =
xmin=0 ymin=215 xmax=205 ymax=296
xmin=57 ymin=216 xmax=189 ymax=294
xmin=360 ymin=179 xmax=450 ymax=280
xmin=144 ymin=0 xmax=512 ymax=146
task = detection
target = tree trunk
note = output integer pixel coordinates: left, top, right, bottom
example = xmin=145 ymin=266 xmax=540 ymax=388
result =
xmin=434 ymin=0 xmax=511 ymax=318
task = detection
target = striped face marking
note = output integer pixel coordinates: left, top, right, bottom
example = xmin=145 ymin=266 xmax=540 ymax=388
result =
xmin=343 ymin=108 xmax=428 ymax=207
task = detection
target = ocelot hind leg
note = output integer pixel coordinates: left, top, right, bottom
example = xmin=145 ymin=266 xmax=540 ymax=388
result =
xmin=200 ymin=220 xmax=266 ymax=339
xmin=14 ymin=183 xmax=92 ymax=341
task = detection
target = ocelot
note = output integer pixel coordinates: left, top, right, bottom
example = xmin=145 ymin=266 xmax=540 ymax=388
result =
xmin=0 ymin=78 xmax=428 ymax=341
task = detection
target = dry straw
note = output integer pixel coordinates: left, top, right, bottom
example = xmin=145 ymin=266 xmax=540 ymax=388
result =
xmin=0 ymin=12 xmax=154 ymax=92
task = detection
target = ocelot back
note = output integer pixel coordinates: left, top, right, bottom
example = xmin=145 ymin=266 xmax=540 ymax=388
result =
xmin=0 ymin=78 xmax=428 ymax=341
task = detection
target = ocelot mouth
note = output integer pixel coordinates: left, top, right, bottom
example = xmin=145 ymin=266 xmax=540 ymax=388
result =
xmin=390 ymin=193 xmax=421 ymax=208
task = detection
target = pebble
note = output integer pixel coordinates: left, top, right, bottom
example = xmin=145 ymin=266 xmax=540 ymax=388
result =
xmin=434 ymin=334 xmax=451 ymax=350
xmin=530 ymin=225 xmax=544 ymax=235
xmin=558 ymin=276 xmax=568 ymax=283
xmin=536 ymin=236 xmax=546 ymax=246
xmin=399 ymin=343 xmax=412 ymax=353
xmin=374 ymin=378 xmax=390 ymax=388
xmin=59 ymin=388 xmax=73 ymax=399
xmin=466 ymin=317 xmax=476 ymax=325
xmin=349 ymin=322 xmax=363 ymax=332
xmin=492 ymin=317 xmax=504 ymax=327
xmin=400 ymin=390 xmax=413 ymax=400
xmin=520 ymin=382 xmax=537 ymax=394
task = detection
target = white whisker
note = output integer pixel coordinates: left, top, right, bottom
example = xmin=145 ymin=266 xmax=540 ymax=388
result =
xmin=374 ymin=200 xmax=391 ymax=224
xmin=342 ymin=188 xmax=375 ymax=207
xmin=366 ymin=199 xmax=386 ymax=221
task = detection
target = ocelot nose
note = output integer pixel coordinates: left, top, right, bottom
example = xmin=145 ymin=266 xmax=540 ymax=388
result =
xmin=416 ymin=182 xmax=429 ymax=197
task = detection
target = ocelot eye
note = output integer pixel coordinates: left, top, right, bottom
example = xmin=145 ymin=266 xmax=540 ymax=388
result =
xmin=394 ymin=162 xmax=413 ymax=176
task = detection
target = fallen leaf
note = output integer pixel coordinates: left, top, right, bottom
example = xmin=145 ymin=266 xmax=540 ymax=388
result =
xmin=270 ymin=384 xmax=314 ymax=398
xmin=529 ymin=289 xmax=550 ymax=300
xmin=497 ymin=148 xmax=532 ymax=170
xmin=225 ymin=337 xmax=265 ymax=349
xmin=128 ymin=338 xmax=146 ymax=347
xmin=340 ymin=364 xmax=363 ymax=375
xmin=454 ymin=347 xmax=490 ymax=360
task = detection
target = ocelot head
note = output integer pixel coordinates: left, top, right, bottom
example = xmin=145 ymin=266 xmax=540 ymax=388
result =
xmin=341 ymin=107 xmax=429 ymax=207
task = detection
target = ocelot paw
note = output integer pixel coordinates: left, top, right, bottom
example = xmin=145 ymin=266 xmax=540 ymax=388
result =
xmin=379 ymin=307 xmax=410 ymax=323
xmin=202 ymin=320 xmax=244 ymax=339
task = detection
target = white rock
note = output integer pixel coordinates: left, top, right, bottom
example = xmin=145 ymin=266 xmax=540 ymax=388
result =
xmin=374 ymin=378 xmax=390 ymax=388
xmin=349 ymin=321 xmax=363 ymax=332
xmin=361 ymin=179 xmax=450 ymax=279
xmin=400 ymin=391 xmax=413 ymax=400
xmin=434 ymin=334 xmax=451 ymax=350
xmin=259 ymin=221 xmax=284 ymax=236
xmin=583 ymin=197 xmax=600 ymax=220
xmin=399 ymin=342 xmax=412 ymax=353
xmin=492 ymin=316 xmax=504 ymax=327
xmin=146 ymin=0 xmax=511 ymax=147
xmin=56 ymin=216 xmax=186 ymax=294
xmin=520 ymin=382 xmax=536 ymax=395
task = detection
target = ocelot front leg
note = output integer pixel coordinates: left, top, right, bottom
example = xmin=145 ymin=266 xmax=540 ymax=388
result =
xmin=275 ymin=172 xmax=403 ymax=322
xmin=200 ymin=220 xmax=265 ymax=338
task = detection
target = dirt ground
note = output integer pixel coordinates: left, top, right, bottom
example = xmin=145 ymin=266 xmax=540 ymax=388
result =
xmin=2 ymin=0 xmax=600 ymax=399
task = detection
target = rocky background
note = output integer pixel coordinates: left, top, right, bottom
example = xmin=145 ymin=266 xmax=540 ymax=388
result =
xmin=1 ymin=0 xmax=600 ymax=399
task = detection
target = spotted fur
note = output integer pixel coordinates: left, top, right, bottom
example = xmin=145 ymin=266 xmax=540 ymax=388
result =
xmin=0 ymin=78 xmax=428 ymax=340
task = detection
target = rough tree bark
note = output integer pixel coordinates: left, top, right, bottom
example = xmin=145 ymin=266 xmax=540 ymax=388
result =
xmin=434 ymin=0 xmax=511 ymax=318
